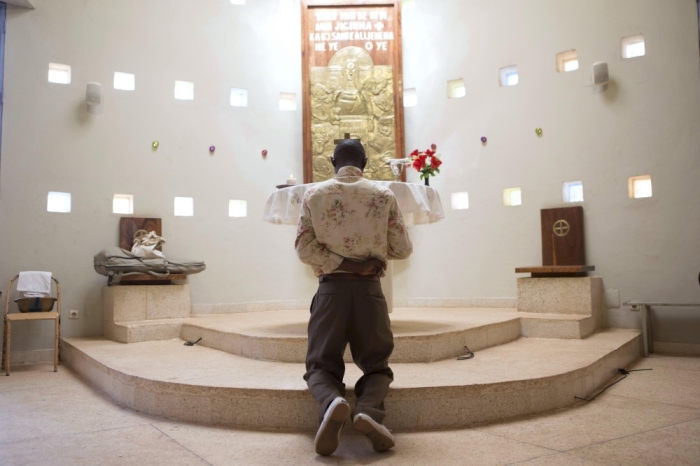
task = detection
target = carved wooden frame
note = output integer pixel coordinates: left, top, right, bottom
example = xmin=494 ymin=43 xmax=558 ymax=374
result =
xmin=301 ymin=0 xmax=405 ymax=183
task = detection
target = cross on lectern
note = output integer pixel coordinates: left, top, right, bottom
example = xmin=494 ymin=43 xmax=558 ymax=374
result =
xmin=334 ymin=133 xmax=361 ymax=144
xmin=553 ymin=219 xmax=571 ymax=237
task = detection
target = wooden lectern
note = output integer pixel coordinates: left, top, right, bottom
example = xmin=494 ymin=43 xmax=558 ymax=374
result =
xmin=516 ymin=206 xmax=594 ymax=277
xmin=541 ymin=206 xmax=585 ymax=266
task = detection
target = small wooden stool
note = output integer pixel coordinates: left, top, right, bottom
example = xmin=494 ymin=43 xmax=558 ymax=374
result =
xmin=2 ymin=275 xmax=61 ymax=376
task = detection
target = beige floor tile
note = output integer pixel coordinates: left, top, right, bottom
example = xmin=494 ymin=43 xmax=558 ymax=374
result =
xmin=153 ymin=423 xmax=320 ymax=466
xmin=154 ymin=421 xmax=555 ymax=466
xmin=478 ymin=394 xmax=700 ymax=451
xmin=0 ymin=364 xmax=74 ymax=393
xmin=2 ymin=356 xmax=700 ymax=465
xmin=0 ymin=424 xmax=210 ymax=466
xmin=0 ymin=368 xmax=150 ymax=444
xmin=389 ymin=429 xmax=555 ymax=466
xmin=603 ymin=359 xmax=700 ymax=409
xmin=638 ymin=354 xmax=700 ymax=372
xmin=571 ymin=418 xmax=700 ymax=466
xmin=509 ymin=452 xmax=611 ymax=465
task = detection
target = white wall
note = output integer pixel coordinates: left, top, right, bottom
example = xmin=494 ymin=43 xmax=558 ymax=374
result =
xmin=397 ymin=0 xmax=700 ymax=340
xmin=0 ymin=0 xmax=699 ymax=351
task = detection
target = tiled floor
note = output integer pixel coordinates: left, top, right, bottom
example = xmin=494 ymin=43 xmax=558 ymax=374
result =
xmin=1 ymin=355 xmax=699 ymax=465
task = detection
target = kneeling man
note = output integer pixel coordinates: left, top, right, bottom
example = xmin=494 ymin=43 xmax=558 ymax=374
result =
xmin=295 ymin=139 xmax=413 ymax=456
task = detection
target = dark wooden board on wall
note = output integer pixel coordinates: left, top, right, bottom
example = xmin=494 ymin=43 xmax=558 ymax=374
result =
xmin=119 ymin=218 xmax=162 ymax=251
xmin=301 ymin=0 xmax=405 ymax=183
xmin=541 ymin=207 xmax=585 ymax=266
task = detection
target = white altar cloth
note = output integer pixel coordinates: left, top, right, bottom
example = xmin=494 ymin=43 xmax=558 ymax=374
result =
xmin=263 ymin=181 xmax=445 ymax=313
xmin=262 ymin=182 xmax=445 ymax=227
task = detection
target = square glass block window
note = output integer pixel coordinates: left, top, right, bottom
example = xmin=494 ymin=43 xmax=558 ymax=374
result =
xmin=47 ymin=192 xmax=71 ymax=213
xmin=113 ymin=194 xmax=134 ymax=214
xmin=114 ymin=72 xmax=135 ymax=91
xmin=622 ymin=34 xmax=645 ymax=59
xmin=403 ymin=88 xmax=417 ymax=107
xmin=229 ymin=200 xmax=248 ymax=218
xmin=556 ymin=50 xmax=579 ymax=72
xmin=230 ymin=0 xmax=246 ymax=4
xmin=174 ymin=81 xmax=194 ymax=100
xmin=628 ymin=175 xmax=652 ymax=199
xmin=48 ymin=63 xmax=71 ymax=84
xmin=230 ymin=88 xmax=248 ymax=107
xmin=499 ymin=66 xmax=518 ymax=87
xmin=503 ymin=187 xmax=522 ymax=207
xmin=174 ymin=197 xmax=194 ymax=216
xmin=562 ymin=181 xmax=584 ymax=203
xmin=451 ymin=192 xmax=469 ymax=210
xmin=447 ymin=79 xmax=466 ymax=99
xmin=279 ymin=93 xmax=297 ymax=111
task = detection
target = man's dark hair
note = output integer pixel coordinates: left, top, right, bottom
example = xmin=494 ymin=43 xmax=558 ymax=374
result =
xmin=333 ymin=139 xmax=366 ymax=169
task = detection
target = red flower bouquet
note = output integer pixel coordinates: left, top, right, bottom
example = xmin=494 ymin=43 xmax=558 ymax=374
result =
xmin=410 ymin=144 xmax=442 ymax=186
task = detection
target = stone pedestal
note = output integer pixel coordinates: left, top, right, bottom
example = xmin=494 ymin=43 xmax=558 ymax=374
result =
xmin=102 ymin=285 xmax=191 ymax=343
xmin=517 ymin=277 xmax=603 ymax=321
xmin=517 ymin=277 xmax=604 ymax=338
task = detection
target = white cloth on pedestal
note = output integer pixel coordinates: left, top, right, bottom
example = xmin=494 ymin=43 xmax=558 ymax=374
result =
xmin=262 ymin=181 xmax=445 ymax=226
xmin=263 ymin=180 xmax=445 ymax=313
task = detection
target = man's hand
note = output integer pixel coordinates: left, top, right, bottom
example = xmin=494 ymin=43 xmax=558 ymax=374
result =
xmin=337 ymin=258 xmax=387 ymax=276
xmin=357 ymin=258 xmax=386 ymax=276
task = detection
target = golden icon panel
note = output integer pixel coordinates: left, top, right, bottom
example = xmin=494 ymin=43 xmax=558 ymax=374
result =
xmin=301 ymin=2 xmax=404 ymax=184
xmin=310 ymin=46 xmax=395 ymax=182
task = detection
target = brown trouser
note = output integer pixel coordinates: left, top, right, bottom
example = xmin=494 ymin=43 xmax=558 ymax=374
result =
xmin=304 ymin=278 xmax=394 ymax=425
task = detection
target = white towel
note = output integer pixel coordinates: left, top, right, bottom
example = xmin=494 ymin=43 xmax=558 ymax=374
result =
xmin=17 ymin=271 xmax=52 ymax=298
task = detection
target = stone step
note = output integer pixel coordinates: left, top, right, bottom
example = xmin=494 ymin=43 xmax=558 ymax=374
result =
xmin=103 ymin=317 xmax=184 ymax=343
xmin=105 ymin=308 xmax=597 ymax=362
xmin=520 ymin=313 xmax=596 ymax=339
xmin=182 ymin=308 xmax=596 ymax=363
xmin=182 ymin=308 xmax=522 ymax=363
xmin=61 ymin=329 xmax=641 ymax=431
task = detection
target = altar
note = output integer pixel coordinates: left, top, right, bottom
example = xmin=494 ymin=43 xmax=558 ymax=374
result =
xmin=263 ymin=181 xmax=445 ymax=311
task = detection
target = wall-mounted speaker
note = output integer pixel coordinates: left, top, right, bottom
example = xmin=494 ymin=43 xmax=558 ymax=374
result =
xmin=592 ymin=62 xmax=609 ymax=86
xmin=86 ymin=82 xmax=101 ymax=105
xmin=86 ymin=82 xmax=102 ymax=115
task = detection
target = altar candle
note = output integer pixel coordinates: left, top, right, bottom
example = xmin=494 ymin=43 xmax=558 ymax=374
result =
xmin=287 ymin=174 xmax=297 ymax=185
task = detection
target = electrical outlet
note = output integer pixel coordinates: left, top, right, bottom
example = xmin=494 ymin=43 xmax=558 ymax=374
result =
xmin=69 ymin=309 xmax=79 ymax=319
